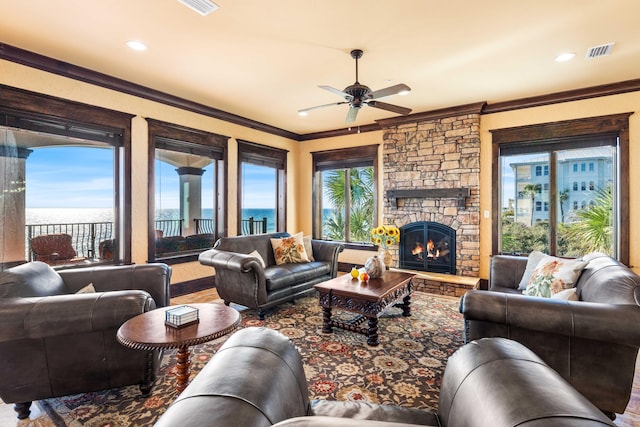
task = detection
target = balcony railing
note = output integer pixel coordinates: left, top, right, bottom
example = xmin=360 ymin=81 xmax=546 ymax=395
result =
xmin=26 ymin=222 xmax=113 ymax=261
xmin=241 ymin=216 xmax=267 ymax=235
xmin=154 ymin=219 xmax=183 ymax=237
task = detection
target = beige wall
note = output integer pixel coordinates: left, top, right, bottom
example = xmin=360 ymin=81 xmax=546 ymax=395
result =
xmin=479 ymin=92 xmax=640 ymax=277
xmin=3 ymin=58 xmax=640 ymax=282
xmin=0 ymin=59 xmax=300 ymax=283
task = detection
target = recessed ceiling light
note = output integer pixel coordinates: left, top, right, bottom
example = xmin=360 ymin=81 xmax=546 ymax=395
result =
xmin=298 ymin=111 xmax=308 ymax=117
xmin=126 ymin=40 xmax=148 ymax=51
xmin=555 ymin=52 xmax=575 ymax=62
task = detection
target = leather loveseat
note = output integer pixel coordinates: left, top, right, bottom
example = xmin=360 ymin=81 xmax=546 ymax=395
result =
xmin=0 ymin=261 xmax=171 ymax=419
xmin=199 ymin=233 xmax=343 ymax=319
xmin=460 ymin=253 xmax=640 ymax=418
xmin=154 ymin=327 xmax=615 ymax=427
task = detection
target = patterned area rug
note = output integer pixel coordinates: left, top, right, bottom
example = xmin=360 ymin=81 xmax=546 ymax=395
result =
xmin=39 ymin=291 xmax=463 ymax=426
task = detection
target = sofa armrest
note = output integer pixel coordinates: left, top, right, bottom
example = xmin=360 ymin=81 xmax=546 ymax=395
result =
xmin=488 ymin=255 xmax=527 ymax=291
xmin=198 ymin=248 xmax=266 ymax=274
xmin=461 ymin=290 xmax=640 ymax=346
xmin=154 ymin=328 xmax=309 ymax=427
xmin=58 ymin=263 xmax=171 ymax=307
xmin=311 ymin=240 xmax=344 ymax=277
xmin=0 ymin=290 xmax=154 ymax=342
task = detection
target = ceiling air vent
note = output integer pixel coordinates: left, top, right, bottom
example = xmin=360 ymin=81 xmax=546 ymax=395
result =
xmin=178 ymin=0 xmax=219 ymax=16
xmin=585 ymin=42 xmax=615 ymax=59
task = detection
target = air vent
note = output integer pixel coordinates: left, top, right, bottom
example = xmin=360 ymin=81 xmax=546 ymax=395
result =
xmin=178 ymin=0 xmax=219 ymax=16
xmin=585 ymin=42 xmax=614 ymax=59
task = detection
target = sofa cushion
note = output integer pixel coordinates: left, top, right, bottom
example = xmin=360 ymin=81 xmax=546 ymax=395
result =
xmin=265 ymin=262 xmax=331 ymax=292
xmin=271 ymin=232 xmax=310 ymax=265
xmin=517 ymin=251 xmax=546 ymax=290
xmin=523 ymin=255 xmax=587 ymax=298
xmin=0 ymin=261 xmax=67 ymax=298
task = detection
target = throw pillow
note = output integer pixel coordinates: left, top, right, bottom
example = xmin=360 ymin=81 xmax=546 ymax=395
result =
xmin=303 ymin=235 xmax=315 ymax=261
xmin=517 ymin=251 xmax=546 ymax=290
xmin=523 ymin=256 xmax=588 ymax=298
xmin=551 ymin=287 xmax=579 ymax=301
xmin=76 ymin=282 xmax=96 ymax=294
xmin=270 ymin=232 xmax=310 ymax=265
xmin=248 ymin=250 xmax=266 ymax=268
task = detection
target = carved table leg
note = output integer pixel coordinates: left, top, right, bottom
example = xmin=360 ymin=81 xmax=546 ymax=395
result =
xmin=321 ymin=306 xmax=333 ymax=334
xmin=402 ymin=294 xmax=412 ymax=317
xmin=176 ymin=345 xmax=191 ymax=394
xmin=367 ymin=317 xmax=379 ymax=346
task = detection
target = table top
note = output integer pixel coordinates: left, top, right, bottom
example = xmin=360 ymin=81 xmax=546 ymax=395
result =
xmin=117 ymin=303 xmax=241 ymax=351
xmin=314 ymin=270 xmax=415 ymax=302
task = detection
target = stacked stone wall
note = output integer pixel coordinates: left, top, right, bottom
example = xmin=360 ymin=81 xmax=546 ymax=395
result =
xmin=382 ymin=113 xmax=481 ymax=277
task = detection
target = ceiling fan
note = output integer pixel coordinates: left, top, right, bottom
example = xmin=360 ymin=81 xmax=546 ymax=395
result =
xmin=298 ymin=49 xmax=412 ymax=123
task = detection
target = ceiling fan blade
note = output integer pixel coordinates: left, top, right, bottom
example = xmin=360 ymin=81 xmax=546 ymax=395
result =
xmin=370 ymin=83 xmax=411 ymax=100
xmin=298 ymin=101 xmax=347 ymax=114
xmin=367 ymin=100 xmax=412 ymax=115
xmin=345 ymin=106 xmax=360 ymax=123
xmin=319 ymin=85 xmax=353 ymax=101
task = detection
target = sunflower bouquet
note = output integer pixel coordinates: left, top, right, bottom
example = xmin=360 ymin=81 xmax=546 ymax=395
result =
xmin=370 ymin=225 xmax=400 ymax=249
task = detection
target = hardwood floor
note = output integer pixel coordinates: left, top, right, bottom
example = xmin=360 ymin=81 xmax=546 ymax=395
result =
xmin=1 ymin=288 xmax=638 ymax=426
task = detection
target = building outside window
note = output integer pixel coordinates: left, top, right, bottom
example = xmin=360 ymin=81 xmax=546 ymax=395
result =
xmin=312 ymin=145 xmax=377 ymax=243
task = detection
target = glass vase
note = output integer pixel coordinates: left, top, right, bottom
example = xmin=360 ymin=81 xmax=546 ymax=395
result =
xmin=379 ymin=248 xmax=392 ymax=270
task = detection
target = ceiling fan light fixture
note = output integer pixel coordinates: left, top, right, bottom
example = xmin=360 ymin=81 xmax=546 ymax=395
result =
xmin=398 ymin=89 xmax=410 ymax=96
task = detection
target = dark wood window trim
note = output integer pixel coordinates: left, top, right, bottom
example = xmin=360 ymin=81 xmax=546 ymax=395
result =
xmin=147 ymin=119 xmax=229 ymax=263
xmin=311 ymin=144 xmax=379 ymax=244
xmin=237 ymin=140 xmax=288 ymax=234
xmin=490 ymin=113 xmax=632 ymax=265
xmin=0 ymin=84 xmax=134 ymax=264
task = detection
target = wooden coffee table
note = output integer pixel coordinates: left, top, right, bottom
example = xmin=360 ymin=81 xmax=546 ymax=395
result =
xmin=117 ymin=303 xmax=240 ymax=394
xmin=314 ymin=270 xmax=415 ymax=346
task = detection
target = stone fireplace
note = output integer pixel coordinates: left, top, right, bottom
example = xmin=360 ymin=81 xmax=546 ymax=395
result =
xmin=379 ymin=104 xmax=482 ymax=283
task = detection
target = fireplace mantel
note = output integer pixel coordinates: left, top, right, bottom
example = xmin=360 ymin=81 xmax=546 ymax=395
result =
xmin=386 ymin=188 xmax=470 ymax=208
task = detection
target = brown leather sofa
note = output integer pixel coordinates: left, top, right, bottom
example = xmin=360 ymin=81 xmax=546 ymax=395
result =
xmin=154 ymin=327 xmax=615 ymax=427
xmin=198 ymin=233 xmax=344 ymax=319
xmin=460 ymin=253 xmax=640 ymax=418
xmin=0 ymin=261 xmax=172 ymax=419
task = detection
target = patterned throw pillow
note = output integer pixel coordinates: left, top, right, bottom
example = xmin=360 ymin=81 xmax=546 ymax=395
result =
xmin=270 ymin=232 xmax=310 ymax=265
xmin=524 ymin=256 xmax=588 ymax=298
xmin=517 ymin=251 xmax=547 ymax=290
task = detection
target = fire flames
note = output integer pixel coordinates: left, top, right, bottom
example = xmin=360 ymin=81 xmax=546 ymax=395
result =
xmin=412 ymin=240 xmax=440 ymax=260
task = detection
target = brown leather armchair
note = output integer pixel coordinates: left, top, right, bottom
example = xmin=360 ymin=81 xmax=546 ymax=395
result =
xmin=30 ymin=233 xmax=83 ymax=265
xmin=460 ymin=253 xmax=640 ymax=418
xmin=0 ymin=261 xmax=172 ymax=419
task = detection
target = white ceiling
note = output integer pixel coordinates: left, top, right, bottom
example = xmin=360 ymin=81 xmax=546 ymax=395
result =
xmin=1 ymin=0 xmax=639 ymax=135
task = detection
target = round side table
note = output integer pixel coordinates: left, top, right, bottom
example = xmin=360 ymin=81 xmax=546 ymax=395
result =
xmin=117 ymin=303 xmax=240 ymax=394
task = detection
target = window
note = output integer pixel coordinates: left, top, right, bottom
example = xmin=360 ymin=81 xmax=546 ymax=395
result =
xmin=573 ymin=182 xmax=578 ymax=191
xmin=589 ymin=181 xmax=595 ymax=191
xmin=0 ymin=86 xmax=131 ymax=268
xmin=581 ymin=181 xmax=586 ymax=191
xmin=581 ymin=163 xmax=586 ymax=172
xmin=312 ymin=145 xmax=378 ymax=244
xmin=535 ymin=201 xmax=542 ymax=211
xmin=573 ymin=163 xmax=578 ymax=172
xmin=148 ymin=120 xmax=228 ymax=263
xmin=543 ymin=183 xmax=549 ymax=191
xmin=544 ymin=165 xmax=549 ymax=176
xmin=535 ymin=165 xmax=542 ymax=176
xmin=589 ymin=162 xmax=595 ymax=171
xmin=492 ymin=113 xmax=630 ymax=263
xmin=544 ymin=202 xmax=549 ymax=211
xmin=237 ymin=140 xmax=287 ymax=235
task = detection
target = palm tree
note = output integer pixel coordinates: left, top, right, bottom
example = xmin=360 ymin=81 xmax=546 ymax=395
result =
xmin=558 ymin=188 xmax=569 ymax=223
xmin=567 ymin=185 xmax=613 ymax=254
xmin=323 ymin=167 xmax=374 ymax=242
xmin=521 ymin=184 xmax=541 ymax=226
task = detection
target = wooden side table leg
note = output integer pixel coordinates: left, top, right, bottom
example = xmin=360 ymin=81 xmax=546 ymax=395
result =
xmin=367 ymin=317 xmax=379 ymax=346
xmin=321 ymin=307 xmax=333 ymax=333
xmin=176 ymin=345 xmax=191 ymax=394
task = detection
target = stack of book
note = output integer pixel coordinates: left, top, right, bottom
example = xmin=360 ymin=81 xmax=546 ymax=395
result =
xmin=165 ymin=305 xmax=199 ymax=328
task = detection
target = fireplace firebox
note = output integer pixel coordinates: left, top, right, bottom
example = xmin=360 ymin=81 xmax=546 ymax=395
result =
xmin=399 ymin=221 xmax=456 ymax=274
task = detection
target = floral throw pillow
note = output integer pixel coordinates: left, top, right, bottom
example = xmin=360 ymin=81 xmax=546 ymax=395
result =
xmin=524 ymin=256 xmax=588 ymax=298
xmin=270 ymin=232 xmax=310 ymax=265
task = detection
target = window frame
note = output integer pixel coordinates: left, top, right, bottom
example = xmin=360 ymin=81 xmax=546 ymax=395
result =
xmin=147 ymin=119 xmax=228 ymax=264
xmin=0 ymin=84 xmax=133 ymax=266
xmin=236 ymin=140 xmax=288 ymax=234
xmin=491 ymin=113 xmax=631 ymax=264
xmin=311 ymin=144 xmax=379 ymax=247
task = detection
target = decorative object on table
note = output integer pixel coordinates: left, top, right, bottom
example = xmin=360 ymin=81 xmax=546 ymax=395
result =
xmin=364 ymin=255 xmax=384 ymax=278
xmin=371 ymin=225 xmax=400 ymax=269
xmin=358 ymin=271 xmax=370 ymax=282
xmin=165 ymin=305 xmax=199 ymax=328
xmin=350 ymin=266 xmax=360 ymax=279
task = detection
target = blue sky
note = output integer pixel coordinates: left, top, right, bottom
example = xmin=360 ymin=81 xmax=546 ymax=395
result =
xmin=27 ymin=147 xmax=276 ymax=209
